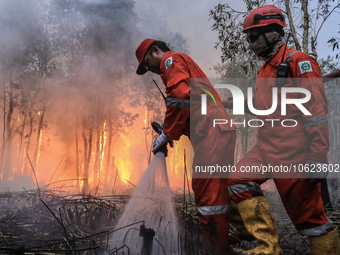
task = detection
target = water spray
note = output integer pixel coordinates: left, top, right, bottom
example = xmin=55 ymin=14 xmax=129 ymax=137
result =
xmin=109 ymin=121 xmax=178 ymax=255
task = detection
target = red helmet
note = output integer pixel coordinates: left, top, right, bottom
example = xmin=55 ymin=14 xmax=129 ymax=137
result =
xmin=243 ymin=5 xmax=287 ymax=33
xmin=136 ymin=38 xmax=156 ymax=75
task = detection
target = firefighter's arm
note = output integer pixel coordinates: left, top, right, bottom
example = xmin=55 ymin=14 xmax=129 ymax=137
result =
xmin=162 ymin=55 xmax=190 ymax=140
xmin=293 ymin=55 xmax=329 ymax=164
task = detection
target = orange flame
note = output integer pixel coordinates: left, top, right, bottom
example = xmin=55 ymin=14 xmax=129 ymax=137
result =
xmin=115 ymin=133 xmax=132 ymax=184
xmin=8 ymin=104 xmax=191 ymax=194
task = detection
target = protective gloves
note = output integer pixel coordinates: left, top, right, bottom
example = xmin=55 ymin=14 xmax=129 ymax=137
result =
xmin=153 ymin=144 xmax=168 ymax=157
xmin=306 ymin=160 xmax=329 ymax=184
xmin=152 ymin=131 xmax=173 ymax=154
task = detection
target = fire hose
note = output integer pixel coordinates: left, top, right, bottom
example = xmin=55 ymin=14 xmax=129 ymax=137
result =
xmin=322 ymin=69 xmax=340 ymax=82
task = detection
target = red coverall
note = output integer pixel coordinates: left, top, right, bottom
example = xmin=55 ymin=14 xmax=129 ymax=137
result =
xmin=160 ymin=51 xmax=236 ymax=253
xmin=227 ymin=45 xmax=333 ymax=236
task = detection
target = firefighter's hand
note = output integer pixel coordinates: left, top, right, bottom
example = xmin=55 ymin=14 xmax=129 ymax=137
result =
xmin=306 ymin=160 xmax=329 ymax=184
xmin=152 ymin=132 xmax=173 ymax=153
xmin=153 ymin=144 xmax=168 ymax=157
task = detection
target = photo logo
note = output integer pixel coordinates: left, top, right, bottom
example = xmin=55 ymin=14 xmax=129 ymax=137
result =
xmin=202 ymin=84 xmax=312 ymax=116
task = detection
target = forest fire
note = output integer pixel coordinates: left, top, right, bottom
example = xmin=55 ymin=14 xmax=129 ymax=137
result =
xmin=0 ymin=0 xmax=197 ymax=198
xmin=0 ymin=0 xmax=339 ymax=254
xmin=0 ymin=99 xmax=190 ymax=195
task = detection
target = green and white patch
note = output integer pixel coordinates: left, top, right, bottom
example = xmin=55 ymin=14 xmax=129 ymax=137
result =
xmin=164 ymin=56 xmax=173 ymax=70
xmin=298 ymin=61 xmax=313 ymax=74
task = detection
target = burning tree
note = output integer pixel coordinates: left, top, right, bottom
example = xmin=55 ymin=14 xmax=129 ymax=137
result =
xmin=0 ymin=0 xmax=191 ymax=196
xmin=0 ymin=0 xmax=148 ymax=194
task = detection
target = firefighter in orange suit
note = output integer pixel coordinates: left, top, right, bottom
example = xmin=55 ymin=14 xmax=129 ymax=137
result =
xmin=224 ymin=5 xmax=340 ymax=255
xmin=136 ymin=39 xmax=236 ymax=254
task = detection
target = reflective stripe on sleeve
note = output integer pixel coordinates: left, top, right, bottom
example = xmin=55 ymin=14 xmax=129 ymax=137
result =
xmin=304 ymin=115 xmax=328 ymax=128
xmin=298 ymin=218 xmax=333 ymax=236
xmin=228 ymin=182 xmax=263 ymax=196
xmin=195 ymin=203 xmax=231 ymax=216
xmin=165 ymin=97 xmax=190 ymax=108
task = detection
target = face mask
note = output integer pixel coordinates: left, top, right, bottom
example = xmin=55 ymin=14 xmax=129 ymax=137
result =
xmin=248 ymin=31 xmax=282 ymax=59
xmin=248 ymin=34 xmax=268 ymax=57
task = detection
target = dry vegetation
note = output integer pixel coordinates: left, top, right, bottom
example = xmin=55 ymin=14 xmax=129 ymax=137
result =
xmin=0 ymin=189 xmax=125 ymax=254
xmin=0 ymin=184 xmax=339 ymax=255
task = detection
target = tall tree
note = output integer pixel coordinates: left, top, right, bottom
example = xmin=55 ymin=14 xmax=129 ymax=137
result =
xmin=209 ymin=0 xmax=340 ymax=64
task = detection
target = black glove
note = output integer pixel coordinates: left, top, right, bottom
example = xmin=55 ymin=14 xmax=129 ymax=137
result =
xmin=152 ymin=142 xmax=168 ymax=157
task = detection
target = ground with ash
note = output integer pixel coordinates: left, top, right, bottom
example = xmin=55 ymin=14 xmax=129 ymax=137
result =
xmin=0 ymin=182 xmax=339 ymax=254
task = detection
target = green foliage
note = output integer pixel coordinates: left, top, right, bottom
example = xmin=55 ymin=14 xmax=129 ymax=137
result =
xmin=318 ymin=55 xmax=340 ymax=76
xmin=209 ymin=3 xmax=252 ymax=63
xmin=328 ymin=37 xmax=340 ymax=59
xmin=209 ymin=1 xmax=268 ymax=76
xmin=209 ymin=0 xmax=340 ymax=69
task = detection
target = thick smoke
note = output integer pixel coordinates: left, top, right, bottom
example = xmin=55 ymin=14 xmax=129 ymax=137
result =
xmin=0 ymin=0 xmax=192 ymax=193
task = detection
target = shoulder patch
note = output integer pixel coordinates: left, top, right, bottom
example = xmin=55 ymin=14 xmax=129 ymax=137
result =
xmin=298 ymin=61 xmax=313 ymax=74
xmin=164 ymin=56 xmax=173 ymax=70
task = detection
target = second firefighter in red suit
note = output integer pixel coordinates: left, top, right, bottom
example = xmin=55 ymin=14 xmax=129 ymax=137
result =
xmin=135 ymin=39 xmax=236 ymax=254
xmin=224 ymin=5 xmax=340 ymax=255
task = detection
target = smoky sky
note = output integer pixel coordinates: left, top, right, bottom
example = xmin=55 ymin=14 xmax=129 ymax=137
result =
xmin=134 ymin=0 xmax=235 ymax=77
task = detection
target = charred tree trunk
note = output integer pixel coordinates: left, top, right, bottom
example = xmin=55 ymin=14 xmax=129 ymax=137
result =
xmin=17 ymin=107 xmax=27 ymax=172
xmin=82 ymin=118 xmax=89 ymax=194
xmin=0 ymin=82 xmax=7 ymax=171
xmin=94 ymin=113 xmax=101 ymax=190
xmin=87 ymin=122 xmax=93 ymax=191
xmin=112 ymin=156 xmax=118 ymax=195
xmin=24 ymin=113 xmax=34 ymax=176
xmin=75 ymin=113 xmax=80 ymax=193
xmin=99 ymin=123 xmax=105 ymax=186
xmin=3 ymin=80 xmax=14 ymax=178
xmin=33 ymin=109 xmax=45 ymax=170
xmin=82 ymin=115 xmax=94 ymax=194
xmin=104 ymin=113 xmax=113 ymax=192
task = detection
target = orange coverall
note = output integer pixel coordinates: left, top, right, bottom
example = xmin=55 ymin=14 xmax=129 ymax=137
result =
xmin=227 ymin=45 xmax=333 ymax=236
xmin=160 ymin=51 xmax=236 ymax=253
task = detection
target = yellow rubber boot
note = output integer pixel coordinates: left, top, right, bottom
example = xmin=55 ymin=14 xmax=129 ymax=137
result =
xmin=309 ymin=227 xmax=340 ymax=255
xmin=229 ymin=200 xmax=255 ymax=244
xmin=232 ymin=196 xmax=282 ymax=255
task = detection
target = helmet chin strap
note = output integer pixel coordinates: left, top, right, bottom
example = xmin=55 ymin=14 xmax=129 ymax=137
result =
xmin=257 ymin=33 xmax=281 ymax=58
